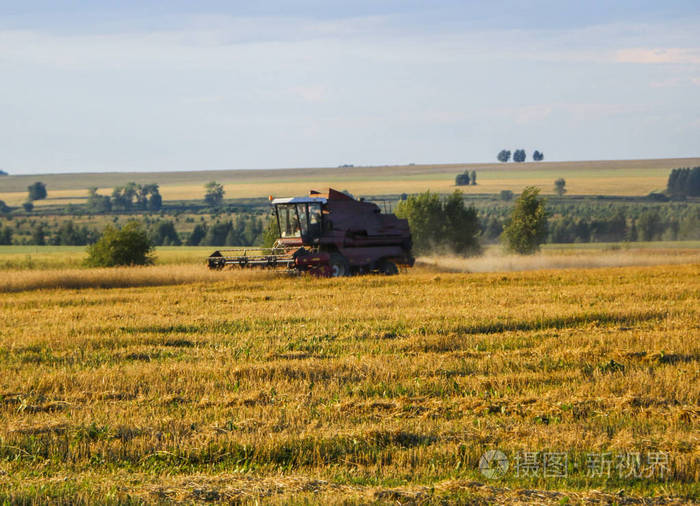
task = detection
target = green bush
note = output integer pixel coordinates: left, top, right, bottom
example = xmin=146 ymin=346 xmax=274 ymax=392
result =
xmin=500 ymin=190 xmax=514 ymax=201
xmin=395 ymin=190 xmax=480 ymax=255
xmin=86 ymin=221 xmax=154 ymax=267
xmin=455 ymin=171 xmax=470 ymax=186
xmin=27 ymin=182 xmax=47 ymax=201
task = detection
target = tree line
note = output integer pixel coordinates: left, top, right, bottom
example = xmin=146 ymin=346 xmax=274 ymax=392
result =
xmin=85 ymin=183 xmax=163 ymax=213
xmin=667 ymin=167 xmax=700 ymax=197
xmin=184 ymin=216 xmax=267 ymax=247
xmin=3 ymin=198 xmax=697 ymax=248
xmin=0 ymin=220 xmax=98 ymax=246
xmin=398 ymin=189 xmax=699 ymax=255
xmin=15 ymin=180 xmax=229 ymax=215
xmin=497 ymin=150 xmax=544 ymax=163
xmin=395 ymin=188 xmax=546 ymax=255
xmin=0 ymin=214 xmax=268 ymax=247
xmin=477 ymin=202 xmax=699 ymax=244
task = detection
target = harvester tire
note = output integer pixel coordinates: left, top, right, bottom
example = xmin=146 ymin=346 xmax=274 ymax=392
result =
xmin=329 ymin=252 xmax=350 ymax=277
xmin=378 ymin=260 xmax=399 ymax=275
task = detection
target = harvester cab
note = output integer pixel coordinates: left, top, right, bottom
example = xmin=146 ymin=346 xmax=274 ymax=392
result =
xmin=273 ymin=196 xmax=326 ymax=246
xmin=207 ymin=188 xmax=414 ymax=277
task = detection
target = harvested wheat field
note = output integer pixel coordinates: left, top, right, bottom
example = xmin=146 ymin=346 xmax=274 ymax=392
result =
xmin=0 ymin=262 xmax=698 ymax=504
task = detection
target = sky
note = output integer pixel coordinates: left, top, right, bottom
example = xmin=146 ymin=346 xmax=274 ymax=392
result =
xmin=1 ymin=1 xmax=699 ymax=174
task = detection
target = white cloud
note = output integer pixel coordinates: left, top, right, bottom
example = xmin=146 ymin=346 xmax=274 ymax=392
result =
xmin=615 ymin=48 xmax=700 ymax=65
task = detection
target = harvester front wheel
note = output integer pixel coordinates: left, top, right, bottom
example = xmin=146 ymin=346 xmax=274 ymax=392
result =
xmin=329 ymin=252 xmax=350 ymax=277
xmin=378 ymin=259 xmax=399 ymax=275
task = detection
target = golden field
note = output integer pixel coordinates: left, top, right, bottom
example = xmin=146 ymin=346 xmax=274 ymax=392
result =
xmin=0 ymin=255 xmax=698 ymax=503
xmin=3 ymin=242 xmax=700 ymax=273
xmin=2 ymin=157 xmax=699 ymax=206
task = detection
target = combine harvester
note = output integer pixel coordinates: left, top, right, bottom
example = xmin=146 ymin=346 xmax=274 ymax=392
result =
xmin=207 ymin=188 xmax=414 ymax=276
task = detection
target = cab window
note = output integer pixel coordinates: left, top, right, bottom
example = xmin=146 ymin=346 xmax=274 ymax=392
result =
xmin=277 ymin=204 xmax=301 ymax=238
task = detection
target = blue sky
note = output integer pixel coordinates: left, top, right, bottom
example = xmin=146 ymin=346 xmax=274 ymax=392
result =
xmin=1 ymin=1 xmax=699 ymax=174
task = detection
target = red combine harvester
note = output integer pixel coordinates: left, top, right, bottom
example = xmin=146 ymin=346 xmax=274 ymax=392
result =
xmin=207 ymin=188 xmax=414 ymax=276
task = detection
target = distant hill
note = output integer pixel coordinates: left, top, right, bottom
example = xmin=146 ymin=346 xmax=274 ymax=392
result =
xmin=1 ymin=157 xmax=699 ymax=205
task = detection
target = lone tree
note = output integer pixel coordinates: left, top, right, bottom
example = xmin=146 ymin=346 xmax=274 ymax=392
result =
xmin=27 ymin=182 xmax=47 ymax=201
xmin=513 ymin=149 xmax=527 ymax=163
xmin=502 ymin=186 xmax=548 ymax=254
xmin=497 ymin=150 xmax=511 ymax=163
xmin=470 ymin=170 xmax=477 ymax=185
xmin=554 ymin=178 xmax=567 ymax=196
xmin=86 ymin=221 xmax=154 ymax=267
xmin=455 ymin=171 xmax=470 ymax=186
xmin=204 ymin=181 xmax=225 ymax=206
xmin=533 ymin=150 xmax=544 ymax=161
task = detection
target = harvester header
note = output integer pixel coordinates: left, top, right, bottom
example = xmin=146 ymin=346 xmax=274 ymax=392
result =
xmin=208 ymin=188 xmax=414 ymax=276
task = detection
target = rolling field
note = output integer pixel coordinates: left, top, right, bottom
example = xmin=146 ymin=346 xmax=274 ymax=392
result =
xmin=2 ymin=157 xmax=699 ymax=206
xmin=0 ymin=258 xmax=698 ymax=503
